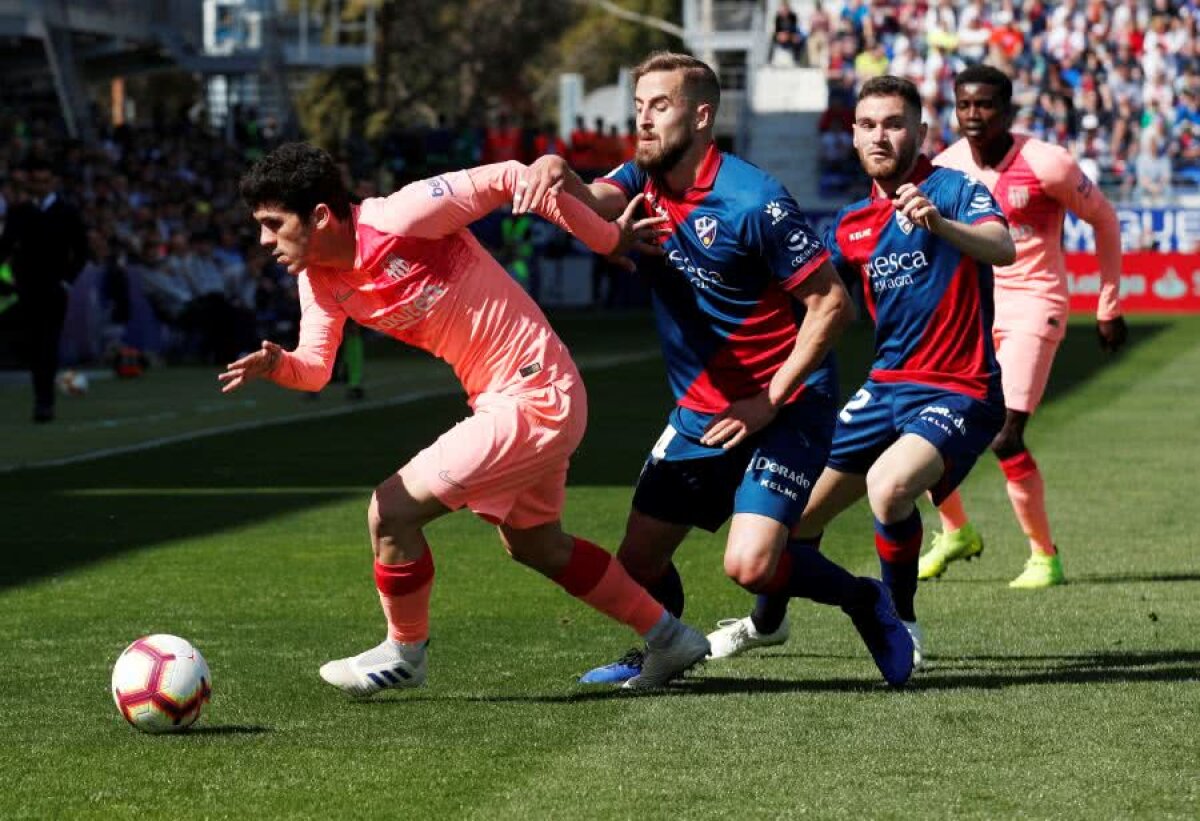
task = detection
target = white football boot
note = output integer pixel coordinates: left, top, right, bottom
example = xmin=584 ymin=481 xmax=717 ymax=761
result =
xmin=705 ymin=616 xmax=791 ymax=659
xmin=319 ymin=640 xmax=427 ymax=697
xmin=901 ymin=620 xmax=926 ymax=671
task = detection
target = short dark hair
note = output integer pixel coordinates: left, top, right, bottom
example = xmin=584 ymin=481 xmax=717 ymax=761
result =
xmin=239 ymin=142 xmax=352 ymax=220
xmin=954 ymin=64 xmax=1013 ymax=109
xmin=857 ymin=75 xmax=923 ymax=120
xmin=632 ymin=51 xmax=721 ymax=113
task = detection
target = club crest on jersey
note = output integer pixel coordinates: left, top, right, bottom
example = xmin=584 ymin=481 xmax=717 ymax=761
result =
xmin=764 ymin=200 xmax=788 ymax=225
xmin=383 ymin=253 xmax=412 ymax=282
xmin=694 ymin=215 xmax=718 ymax=247
xmin=895 ymin=211 xmax=914 ymax=234
xmin=1006 ymin=185 xmax=1029 ymax=209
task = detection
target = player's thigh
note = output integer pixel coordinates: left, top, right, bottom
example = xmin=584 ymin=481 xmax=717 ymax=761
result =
xmin=631 ymin=450 xmax=742 ymax=533
xmin=792 ymin=467 xmax=868 ymax=538
xmin=372 ymin=466 xmax=452 ymax=533
xmin=732 ymin=394 xmax=835 ymax=530
xmin=995 ymin=330 xmax=1061 ymax=413
xmin=827 ymin=381 xmax=895 ymax=478
xmin=895 ymin=388 xmax=1005 ymax=505
xmin=866 ymin=434 xmax=946 ymax=513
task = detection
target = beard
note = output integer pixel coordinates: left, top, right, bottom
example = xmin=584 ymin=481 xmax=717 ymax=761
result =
xmin=861 ymin=137 xmax=919 ymax=183
xmin=635 ymin=127 xmax=693 ymax=176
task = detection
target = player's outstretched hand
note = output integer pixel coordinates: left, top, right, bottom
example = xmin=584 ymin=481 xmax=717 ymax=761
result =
xmin=894 ymin=183 xmax=943 ymax=232
xmin=700 ymin=392 xmax=780 ymax=449
xmin=219 ymin=340 xmax=283 ymax=393
xmin=608 ymin=193 xmax=669 ymax=272
xmin=1097 ymin=316 xmax=1128 ymax=353
xmin=513 ymin=155 xmax=568 ymax=215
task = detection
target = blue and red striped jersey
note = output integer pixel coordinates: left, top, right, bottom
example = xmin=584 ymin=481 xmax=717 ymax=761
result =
xmin=597 ymin=145 xmax=835 ymax=414
xmin=827 ymin=155 xmax=1006 ymax=401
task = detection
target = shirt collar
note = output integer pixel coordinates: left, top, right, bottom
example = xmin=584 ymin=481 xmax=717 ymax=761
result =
xmin=871 ymin=154 xmax=934 ymax=201
xmin=656 ymin=143 xmax=722 ymax=202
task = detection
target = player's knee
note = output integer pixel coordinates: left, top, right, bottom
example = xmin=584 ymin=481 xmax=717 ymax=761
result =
xmin=723 ymin=548 xmax=774 ymax=592
xmin=865 ymin=469 xmax=918 ymax=522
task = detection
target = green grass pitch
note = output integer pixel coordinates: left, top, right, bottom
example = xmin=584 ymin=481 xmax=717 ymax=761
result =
xmin=0 ymin=314 xmax=1197 ymax=819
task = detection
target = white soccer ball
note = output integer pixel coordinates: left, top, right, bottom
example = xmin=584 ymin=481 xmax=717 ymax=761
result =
xmin=111 ymin=634 xmax=211 ymax=733
xmin=56 ymin=369 xmax=89 ymax=396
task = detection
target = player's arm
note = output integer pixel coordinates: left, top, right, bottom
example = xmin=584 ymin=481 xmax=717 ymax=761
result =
xmin=701 ymin=262 xmax=851 ymax=449
xmin=895 ymin=182 xmax=1015 ymax=266
xmin=376 ymin=161 xmax=661 ymax=263
xmin=1041 ymin=152 xmax=1127 ymax=351
xmin=512 ymin=154 xmax=630 ymax=220
xmin=219 ymin=274 xmax=344 ymax=393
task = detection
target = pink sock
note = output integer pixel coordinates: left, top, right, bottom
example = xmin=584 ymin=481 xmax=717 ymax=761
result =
xmin=553 ymin=537 xmax=666 ymax=636
xmin=936 ymin=489 xmax=970 ymax=532
xmin=375 ymin=548 xmax=435 ymax=644
xmin=1000 ymin=452 xmax=1055 ymax=556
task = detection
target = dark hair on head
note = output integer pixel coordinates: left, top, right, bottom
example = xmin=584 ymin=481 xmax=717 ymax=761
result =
xmin=954 ymin=64 xmax=1013 ymax=109
xmin=632 ymin=51 xmax=721 ymax=113
xmin=239 ymin=142 xmax=352 ymax=220
xmin=857 ymin=75 xmax=923 ymax=119
xmin=23 ymin=155 xmax=55 ymax=175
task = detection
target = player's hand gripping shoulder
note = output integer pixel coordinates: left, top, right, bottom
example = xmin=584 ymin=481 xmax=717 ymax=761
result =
xmin=607 ymin=193 xmax=669 ymax=272
xmin=218 ymin=340 xmax=283 ymax=393
xmin=512 ymin=155 xmax=569 ymax=215
xmin=700 ymin=392 xmax=780 ymax=450
xmin=895 ymin=182 xmax=1015 ymax=267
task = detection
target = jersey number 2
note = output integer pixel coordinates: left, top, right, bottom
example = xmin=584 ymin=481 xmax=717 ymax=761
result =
xmin=839 ymin=388 xmax=872 ymax=424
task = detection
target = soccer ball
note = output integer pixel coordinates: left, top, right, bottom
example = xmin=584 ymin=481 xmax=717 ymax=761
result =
xmin=111 ymin=634 xmax=211 ymax=733
xmin=56 ymin=369 xmax=89 ymax=396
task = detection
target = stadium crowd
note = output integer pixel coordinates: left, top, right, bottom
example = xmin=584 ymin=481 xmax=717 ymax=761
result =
xmin=0 ymin=107 xmax=638 ymax=368
xmin=772 ymin=0 xmax=1200 ymax=200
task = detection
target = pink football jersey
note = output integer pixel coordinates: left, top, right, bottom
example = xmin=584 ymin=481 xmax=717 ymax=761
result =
xmin=936 ymin=135 xmax=1122 ymax=339
xmin=269 ymin=162 xmax=620 ymax=400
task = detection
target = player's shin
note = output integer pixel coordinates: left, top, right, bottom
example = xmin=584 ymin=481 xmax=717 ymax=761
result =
xmin=936 ymin=489 xmax=970 ymax=532
xmin=756 ymin=535 xmax=875 ymax=614
xmin=375 ymin=546 xmax=435 ymax=645
xmin=553 ymin=537 xmax=666 ymax=636
xmin=874 ymin=509 xmax=922 ymax=622
xmin=1000 ymin=451 xmax=1055 ymax=556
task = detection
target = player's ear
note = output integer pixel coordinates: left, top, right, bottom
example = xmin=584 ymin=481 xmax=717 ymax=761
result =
xmin=311 ymin=203 xmax=333 ymax=230
xmin=917 ymin=120 xmax=928 ymax=147
xmin=695 ymin=102 xmax=714 ymax=132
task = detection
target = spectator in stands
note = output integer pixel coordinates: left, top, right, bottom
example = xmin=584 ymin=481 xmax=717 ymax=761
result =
xmin=1135 ymin=135 xmax=1173 ymax=204
xmin=769 ymin=1 xmax=803 ymax=65
xmin=805 ymin=1 xmax=832 ymax=69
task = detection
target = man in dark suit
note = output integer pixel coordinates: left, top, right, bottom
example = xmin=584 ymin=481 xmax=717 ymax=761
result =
xmin=0 ymin=158 xmax=88 ymax=422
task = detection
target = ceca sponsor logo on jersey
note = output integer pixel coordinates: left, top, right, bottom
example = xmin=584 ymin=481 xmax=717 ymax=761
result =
xmin=667 ymin=248 xmax=724 ymax=288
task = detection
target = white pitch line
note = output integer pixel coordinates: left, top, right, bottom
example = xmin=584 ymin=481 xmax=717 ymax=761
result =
xmin=5 ymin=350 xmax=660 ymax=473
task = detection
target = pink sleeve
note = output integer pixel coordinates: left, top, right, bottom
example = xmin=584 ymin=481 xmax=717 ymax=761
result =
xmin=1038 ymin=147 xmax=1123 ymax=320
xmin=269 ymin=272 xmax=345 ymax=391
xmin=372 ymin=161 xmax=620 ymax=254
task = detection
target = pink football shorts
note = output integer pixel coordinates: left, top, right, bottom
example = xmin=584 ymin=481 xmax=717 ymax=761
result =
xmin=407 ymin=380 xmax=587 ymax=529
xmin=994 ymin=329 xmax=1062 ymax=413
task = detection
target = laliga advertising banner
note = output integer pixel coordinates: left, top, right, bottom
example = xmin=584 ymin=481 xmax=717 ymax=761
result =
xmin=1066 ymin=253 xmax=1200 ymax=313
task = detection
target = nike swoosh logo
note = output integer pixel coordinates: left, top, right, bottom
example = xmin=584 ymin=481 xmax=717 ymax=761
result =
xmin=438 ymin=470 xmax=464 ymax=489
xmin=334 ymin=289 xmax=354 ymax=303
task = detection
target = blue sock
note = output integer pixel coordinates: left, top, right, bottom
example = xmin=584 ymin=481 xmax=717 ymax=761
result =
xmin=875 ymin=509 xmax=922 ymax=622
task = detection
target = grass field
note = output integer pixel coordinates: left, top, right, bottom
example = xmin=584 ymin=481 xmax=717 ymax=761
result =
xmin=1 ymin=313 xmax=1197 ymax=819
